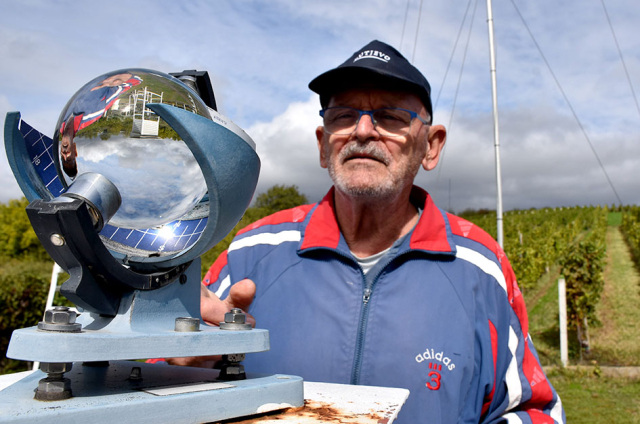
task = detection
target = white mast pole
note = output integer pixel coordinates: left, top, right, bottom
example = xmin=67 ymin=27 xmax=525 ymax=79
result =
xmin=486 ymin=0 xmax=504 ymax=248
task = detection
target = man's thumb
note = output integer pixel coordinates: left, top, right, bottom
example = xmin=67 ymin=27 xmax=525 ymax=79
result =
xmin=225 ymin=278 xmax=256 ymax=312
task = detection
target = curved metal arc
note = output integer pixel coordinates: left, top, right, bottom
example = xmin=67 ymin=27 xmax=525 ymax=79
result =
xmin=144 ymin=104 xmax=260 ymax=269
xmin=4 ymin=111 xmax=52 ymax=202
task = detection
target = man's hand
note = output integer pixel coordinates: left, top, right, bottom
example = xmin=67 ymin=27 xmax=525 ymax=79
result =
xmin=166 ymin=279 xmax=256 ymax=367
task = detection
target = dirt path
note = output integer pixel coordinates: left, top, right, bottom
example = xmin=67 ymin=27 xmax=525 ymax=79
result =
xmin=589 ymin=226 xmax=640 ymax=366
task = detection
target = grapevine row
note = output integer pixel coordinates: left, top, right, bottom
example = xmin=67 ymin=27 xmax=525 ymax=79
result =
xmin=620 ymin=205 xmax=640 ymax=270
xmin=461 ymin=206 xmax=607 ymax=290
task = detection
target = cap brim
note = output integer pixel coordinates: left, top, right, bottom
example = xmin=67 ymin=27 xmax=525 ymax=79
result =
xmin=309 ymin=67 xmax=432 ymax=116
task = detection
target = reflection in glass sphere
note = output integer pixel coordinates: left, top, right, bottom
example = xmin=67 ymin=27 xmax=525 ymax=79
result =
xmin=54 ymin=69 xmax=209 ymax=229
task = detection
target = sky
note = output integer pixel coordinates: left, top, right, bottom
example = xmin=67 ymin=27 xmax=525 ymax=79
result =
xmin=1 ymin=0 xmax=639 ymax=213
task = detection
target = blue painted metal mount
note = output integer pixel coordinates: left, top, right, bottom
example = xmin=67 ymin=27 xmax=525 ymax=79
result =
xmin=2 ymin=101 xmax=303 ymax=422
xmin=6 ymin=260 xmax=271 ymax=362
xmin=0 ymin=362 xmax=304 ymax=424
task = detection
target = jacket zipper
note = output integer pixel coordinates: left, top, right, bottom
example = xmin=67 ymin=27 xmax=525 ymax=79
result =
xmin=310 ymin=247 xmax=413 ymax=385
xmin=350 ymin=254 xmax=398 ymax=385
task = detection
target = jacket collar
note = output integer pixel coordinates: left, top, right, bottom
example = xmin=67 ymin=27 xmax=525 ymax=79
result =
xmin=299 ymin=186 xmax=456 ymax=255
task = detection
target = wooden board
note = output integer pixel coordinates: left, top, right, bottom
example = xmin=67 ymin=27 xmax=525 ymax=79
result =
xmin=214 ymin=382 xmax=410 ymax=423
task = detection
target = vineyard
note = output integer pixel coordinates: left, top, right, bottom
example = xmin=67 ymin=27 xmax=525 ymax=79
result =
xmin=462 ymin=204 xmax=640 ymax=366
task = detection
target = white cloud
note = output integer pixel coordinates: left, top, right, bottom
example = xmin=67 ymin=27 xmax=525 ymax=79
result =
xmin=248 ymin=95 xmax=332 ymax=203
xmin=0 ymin=0 xmax=638 ymax=211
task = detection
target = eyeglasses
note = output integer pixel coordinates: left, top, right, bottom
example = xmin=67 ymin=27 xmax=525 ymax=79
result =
xmin=319 ymin=107 xmax=430 ymax=137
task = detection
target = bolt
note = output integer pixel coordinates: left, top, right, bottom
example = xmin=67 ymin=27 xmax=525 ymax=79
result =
xmin=50 ymin=234 xmax=65 ymax=246
xmin=174 ymin=317 xmax=200 ymax=332
xmin=129 ymin=366 xmax=142 ymax=381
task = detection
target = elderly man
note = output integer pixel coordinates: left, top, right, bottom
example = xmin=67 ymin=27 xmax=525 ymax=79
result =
xmin=194 ymin=40 xmax=565 ymax=423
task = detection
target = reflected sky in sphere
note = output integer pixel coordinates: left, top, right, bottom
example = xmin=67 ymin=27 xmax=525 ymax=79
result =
xmin=75 ymin=135 xmax=206 ymax=228
xmin=54 ymin=69 xmax=209 ymax=229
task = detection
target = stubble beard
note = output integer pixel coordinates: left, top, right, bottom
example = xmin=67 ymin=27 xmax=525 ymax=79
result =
xmin=326 ymin=141 xmax=422 ymax=200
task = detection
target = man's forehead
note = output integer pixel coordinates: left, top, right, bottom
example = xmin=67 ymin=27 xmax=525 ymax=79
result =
xmin=328 ymin=88 xmax=426 ymax=111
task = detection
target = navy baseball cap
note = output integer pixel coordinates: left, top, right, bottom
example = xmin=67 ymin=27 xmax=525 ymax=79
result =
xmin=309 ymin=40 xmax=433 ymax=118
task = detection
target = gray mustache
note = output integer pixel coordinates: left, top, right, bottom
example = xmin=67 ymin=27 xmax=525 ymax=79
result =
xmin=339 ymin=143 xmax=391 ymax=165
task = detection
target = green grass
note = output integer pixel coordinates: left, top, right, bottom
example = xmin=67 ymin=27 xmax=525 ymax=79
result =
xmin=547 ymin=368 xmax=640 ymax=423
xmin=588 ymin=227 xmax=640 ymax=366
xmin=608 ymin=212 xmax=623 ymax=227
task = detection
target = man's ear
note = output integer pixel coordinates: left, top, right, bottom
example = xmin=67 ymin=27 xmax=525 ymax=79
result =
xmin=316 ymin=126 xmax=328 ymax=169
xmin=422 ymin=125 xmax=447 ymax=171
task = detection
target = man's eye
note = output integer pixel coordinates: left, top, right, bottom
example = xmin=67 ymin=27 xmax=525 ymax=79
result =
xmin=377 ymin=110 xmax=407 ymax=122
xmin=331 ymin=111 xmax=356 ymax=121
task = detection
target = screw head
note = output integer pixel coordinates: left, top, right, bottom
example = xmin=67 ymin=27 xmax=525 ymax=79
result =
xmin=50 ymin=234 xmax=65 ymax=246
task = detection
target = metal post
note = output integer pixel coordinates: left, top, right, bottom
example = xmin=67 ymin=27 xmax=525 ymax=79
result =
xmin=558 ymin=278 xmax=568 ymax=367
xmin=486 ymin=0 xmax=504 ymax=248
xmin=45 ymin=263 xmax=62 ymax=313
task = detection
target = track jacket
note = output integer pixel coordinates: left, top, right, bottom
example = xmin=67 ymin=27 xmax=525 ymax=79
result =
xmin=204 ymin=186 xmax=565 ymax=424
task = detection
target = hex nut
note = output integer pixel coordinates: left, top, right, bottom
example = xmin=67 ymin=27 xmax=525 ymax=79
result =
xmin=40 ymin=362 xmax=73 ymax=374
xmin=44 ymin=307 xmax=77 ymax=325
xmin=218 ymin=363 xmax=246 ymax=381
xmin=219 ymin=308 xmax=252 ymax=331
xmin=34 ymin=377 xmax=72 ymax=401
xmin=38 ymin=306 xmax=82 ymax=332
xmin=37 ymin=378 xmax=71 ymax=393
xmin=224 ymin=309 xmax=246 ymax=324
xmin=223 ymin=364 xmax=244 ymax=375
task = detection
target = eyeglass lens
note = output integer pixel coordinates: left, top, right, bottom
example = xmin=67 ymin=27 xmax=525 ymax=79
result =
xmin=323 ymin=108 xmax=414 ymax=136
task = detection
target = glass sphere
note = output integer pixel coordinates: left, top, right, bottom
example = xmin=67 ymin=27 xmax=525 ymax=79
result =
xmin=54 ymin=69 xmax=209 ymax=229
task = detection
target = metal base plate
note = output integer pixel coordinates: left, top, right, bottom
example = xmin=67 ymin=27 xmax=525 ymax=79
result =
xmin=0 ymin=361 xmax=303 ymax=424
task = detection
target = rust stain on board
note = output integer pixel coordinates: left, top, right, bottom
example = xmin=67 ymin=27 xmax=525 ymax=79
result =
xmin=212 ymin=399 xmax=389 ymax=423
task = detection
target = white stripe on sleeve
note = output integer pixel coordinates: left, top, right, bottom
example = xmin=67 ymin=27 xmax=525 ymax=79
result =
xmin=505 ymin=326 xmax=523 ymax=411
xmin=214 ymin=275 xmax=231 ymax=298
xmin=228 ymin=230 xmax=301 ymax=252
xmin=455 ymin=245 xmax=507 ymax=294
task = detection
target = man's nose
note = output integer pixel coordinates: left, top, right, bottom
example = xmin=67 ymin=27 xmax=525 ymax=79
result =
xmin=354 ymin=113 xmax=379 ymax=140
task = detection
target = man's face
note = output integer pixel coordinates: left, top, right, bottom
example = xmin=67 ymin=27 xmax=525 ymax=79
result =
xmin=90 ymin=73 xmax=132 ymax=91
xmin=316 ymin=88 xmax=443 ymax=199
xmin=60 ymin=126 xmax=78 ymax=176
xmin=60 ymin=131 xmax=76 ymax=161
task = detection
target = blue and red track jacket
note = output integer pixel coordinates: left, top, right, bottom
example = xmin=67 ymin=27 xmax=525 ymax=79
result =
xmin=204 ymin=186 xmax=565 ymax=424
